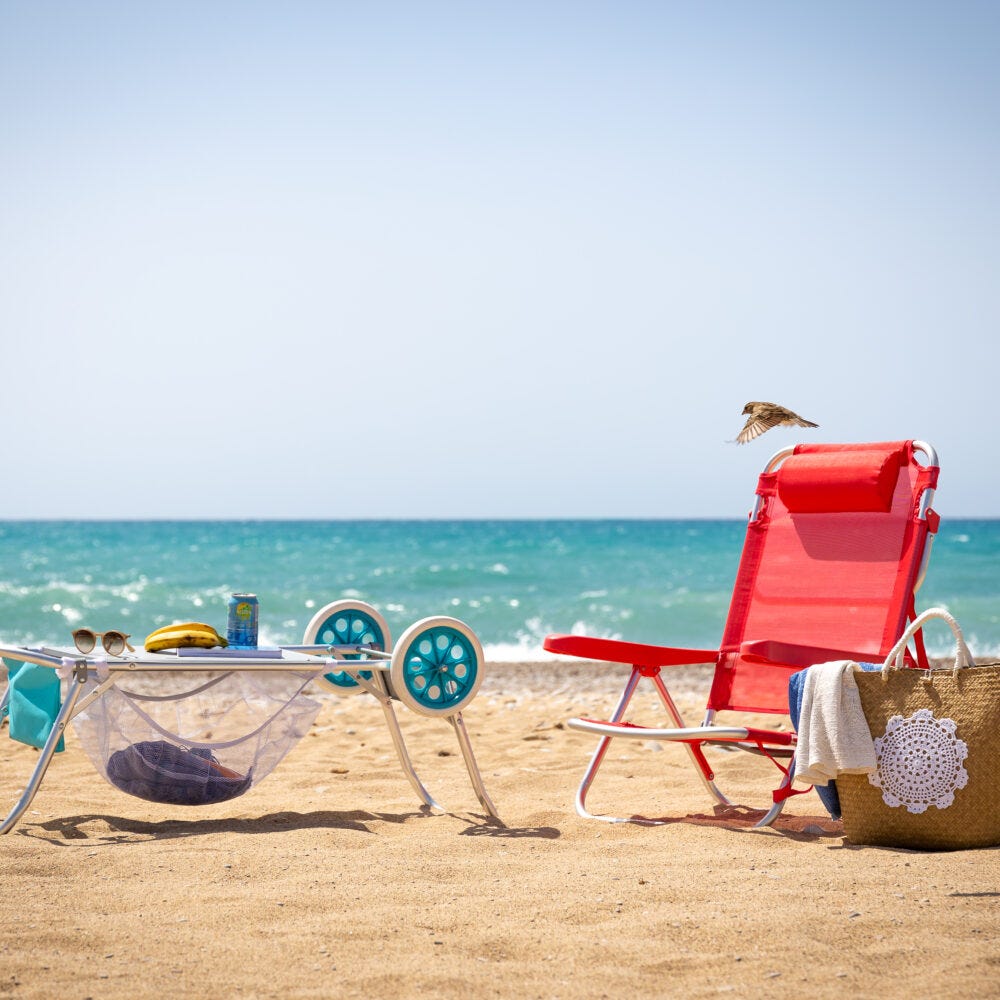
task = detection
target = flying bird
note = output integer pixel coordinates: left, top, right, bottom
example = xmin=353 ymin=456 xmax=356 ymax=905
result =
xmin=735 ymin=401 xmax=818 ymax=444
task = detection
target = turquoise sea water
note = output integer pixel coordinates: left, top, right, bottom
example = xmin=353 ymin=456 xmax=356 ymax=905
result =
xmin=0 ymin=519 xmax=997 ymax=658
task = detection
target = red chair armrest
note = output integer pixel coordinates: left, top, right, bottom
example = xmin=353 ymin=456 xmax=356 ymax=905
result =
xmin=742 ymin=726 xmax=797 ymax=747
xmin=738 ymin=639 xmax=881 ymax=668
xmin=543 ymin=634 xmax=718 ymax=668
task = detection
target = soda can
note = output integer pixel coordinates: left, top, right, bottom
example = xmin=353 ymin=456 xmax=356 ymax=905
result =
xmin=227 ymin=593 xmax=259 ymax=648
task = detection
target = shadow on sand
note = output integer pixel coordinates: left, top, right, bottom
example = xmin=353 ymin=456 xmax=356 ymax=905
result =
xmin=21 ymin=806 xmax=562 ymax=845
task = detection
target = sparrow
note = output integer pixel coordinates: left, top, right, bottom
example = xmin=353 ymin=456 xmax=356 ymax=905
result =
xmin=735 ymin=401 xmax=818 ymax=444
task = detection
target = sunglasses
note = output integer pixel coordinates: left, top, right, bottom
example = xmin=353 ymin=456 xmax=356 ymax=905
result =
xmin=72 ymin=629 xmax=136 ymax=656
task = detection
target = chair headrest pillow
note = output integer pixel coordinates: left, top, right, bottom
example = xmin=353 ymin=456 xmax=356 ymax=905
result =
xmin=777 ymin=445 xmax=906 ymax=513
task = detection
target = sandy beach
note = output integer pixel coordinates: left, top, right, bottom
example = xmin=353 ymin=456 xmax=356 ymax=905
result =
xmin=1 ymin=660 xmax=997 ymax=1000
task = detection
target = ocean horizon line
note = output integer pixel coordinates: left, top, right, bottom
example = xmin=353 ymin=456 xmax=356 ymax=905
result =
xmin=2 ymin=515 xmax=998 ymax=524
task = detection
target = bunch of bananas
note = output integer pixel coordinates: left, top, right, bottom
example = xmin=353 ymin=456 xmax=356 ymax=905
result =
xmin=144 ymin=621 xmax=228 ymax=653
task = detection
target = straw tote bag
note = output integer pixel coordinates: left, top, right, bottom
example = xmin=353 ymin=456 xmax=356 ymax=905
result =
xmin=839 ymin=608 xmax=1000 ymax=851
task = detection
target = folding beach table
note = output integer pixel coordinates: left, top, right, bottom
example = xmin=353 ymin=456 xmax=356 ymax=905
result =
xmin=1 ymin=605 xmax=498 ymax=833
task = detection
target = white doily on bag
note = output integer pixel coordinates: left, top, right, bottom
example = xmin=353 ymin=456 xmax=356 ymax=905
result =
xmin=867 ymin=708 xmax=969 ymax=814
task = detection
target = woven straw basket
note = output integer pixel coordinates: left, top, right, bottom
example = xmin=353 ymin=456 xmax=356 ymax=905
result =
xmin=839 ymin=608 xmax=1000 ymax=851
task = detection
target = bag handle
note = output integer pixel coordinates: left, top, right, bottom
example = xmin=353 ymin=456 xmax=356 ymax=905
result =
xmin=881 ymin=607 xmax=975 ymax=679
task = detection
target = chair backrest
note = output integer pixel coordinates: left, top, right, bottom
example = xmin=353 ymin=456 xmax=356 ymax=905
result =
xmin=708 ymin=441 xmax=940 ymax=715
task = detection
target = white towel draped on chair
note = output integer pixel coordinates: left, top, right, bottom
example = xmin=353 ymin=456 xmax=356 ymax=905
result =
xmin=793 ymin=660 xmax=877 ymax=786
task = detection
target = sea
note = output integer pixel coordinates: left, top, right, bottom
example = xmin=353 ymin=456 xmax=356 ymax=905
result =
xmin=0 ymin=519 xmax=997 ymax=659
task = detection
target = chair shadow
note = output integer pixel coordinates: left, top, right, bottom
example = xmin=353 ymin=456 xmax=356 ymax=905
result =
xmin=22 ymin=807 xmax=561 ymax=845
xmin=22 ymin=806 xmax=437 ymax=845
xmin=625 ymin=804 xmax=845 ymax=841
xmin=458 ymin=816 xmax=560 ymax=840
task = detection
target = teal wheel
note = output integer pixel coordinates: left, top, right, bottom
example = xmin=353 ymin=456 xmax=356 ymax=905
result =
xmin=303 ymin=600 xmax=391 ymax=695
xmin=389 ymin=617 xmax=484 ymax=717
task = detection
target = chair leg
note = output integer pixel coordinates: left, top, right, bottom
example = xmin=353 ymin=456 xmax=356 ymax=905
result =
xmin=448 ymin=712 xmax=500 ymax=819
xmin=754 ymin=797 xmax=788 ymax=828
xmin=352 ymin=673 xmax=497 ymax=818
xmin=648 ymin=673 xmax=732 ymax=808
xmin=1 ymin=664 xmax=88 ymax=835
xmin=575 ymin=668 xmax=643 ymax=822
xmin=369 ymin=677 xmax=446 ymax=813
xmin=753 ymin=759 xmax=795 ymax=828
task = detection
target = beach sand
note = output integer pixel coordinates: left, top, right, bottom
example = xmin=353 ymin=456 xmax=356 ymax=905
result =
xmin=1 ymin=660 xmax=997 ymax=999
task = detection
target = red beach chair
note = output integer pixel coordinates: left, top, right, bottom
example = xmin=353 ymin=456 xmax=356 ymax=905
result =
xmin=544 ymin=441 xmax=940 ymax=825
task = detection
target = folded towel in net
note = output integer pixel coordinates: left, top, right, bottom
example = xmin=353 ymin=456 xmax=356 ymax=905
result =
xmin=107 ymin=740 xmax=253 ymax=806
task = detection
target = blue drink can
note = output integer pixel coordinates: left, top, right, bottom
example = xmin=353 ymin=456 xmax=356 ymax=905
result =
xmin=227 ymin=594 xmax=259 ymax=648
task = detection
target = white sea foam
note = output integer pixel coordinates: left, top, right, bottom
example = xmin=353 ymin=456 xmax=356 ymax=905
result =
xmin=481 ymin=616 xmax=625 ymax=663
xmin=482 ymin=640 xmax=568 ymax=663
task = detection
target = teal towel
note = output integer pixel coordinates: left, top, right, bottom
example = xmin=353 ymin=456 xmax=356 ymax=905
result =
xmin=3 ymin=658 xmax=65 ymax=752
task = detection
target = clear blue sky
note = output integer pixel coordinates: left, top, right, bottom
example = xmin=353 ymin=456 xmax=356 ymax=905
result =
xmin=2 ymin=2 xmax=998 ymax=518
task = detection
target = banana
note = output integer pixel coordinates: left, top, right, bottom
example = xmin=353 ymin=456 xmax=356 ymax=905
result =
xmin=144 ymin=626 xmax=228 ymax=652
xmin=145 ymin=621 xmax=222 ymax=642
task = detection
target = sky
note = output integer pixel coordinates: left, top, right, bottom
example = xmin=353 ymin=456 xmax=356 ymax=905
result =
xmin=1 ymin=1 xmax=998 ymax=518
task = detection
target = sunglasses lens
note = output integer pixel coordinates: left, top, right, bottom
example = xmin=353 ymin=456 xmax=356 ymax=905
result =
xmin=73 ymin=630 xmax=96 ymax=653
xmin=103 ymin=633 xmax=125 ymax=655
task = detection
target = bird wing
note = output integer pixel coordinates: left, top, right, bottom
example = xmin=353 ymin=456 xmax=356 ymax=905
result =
xmin=735 ymin=414 xmax=772 ymax=444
